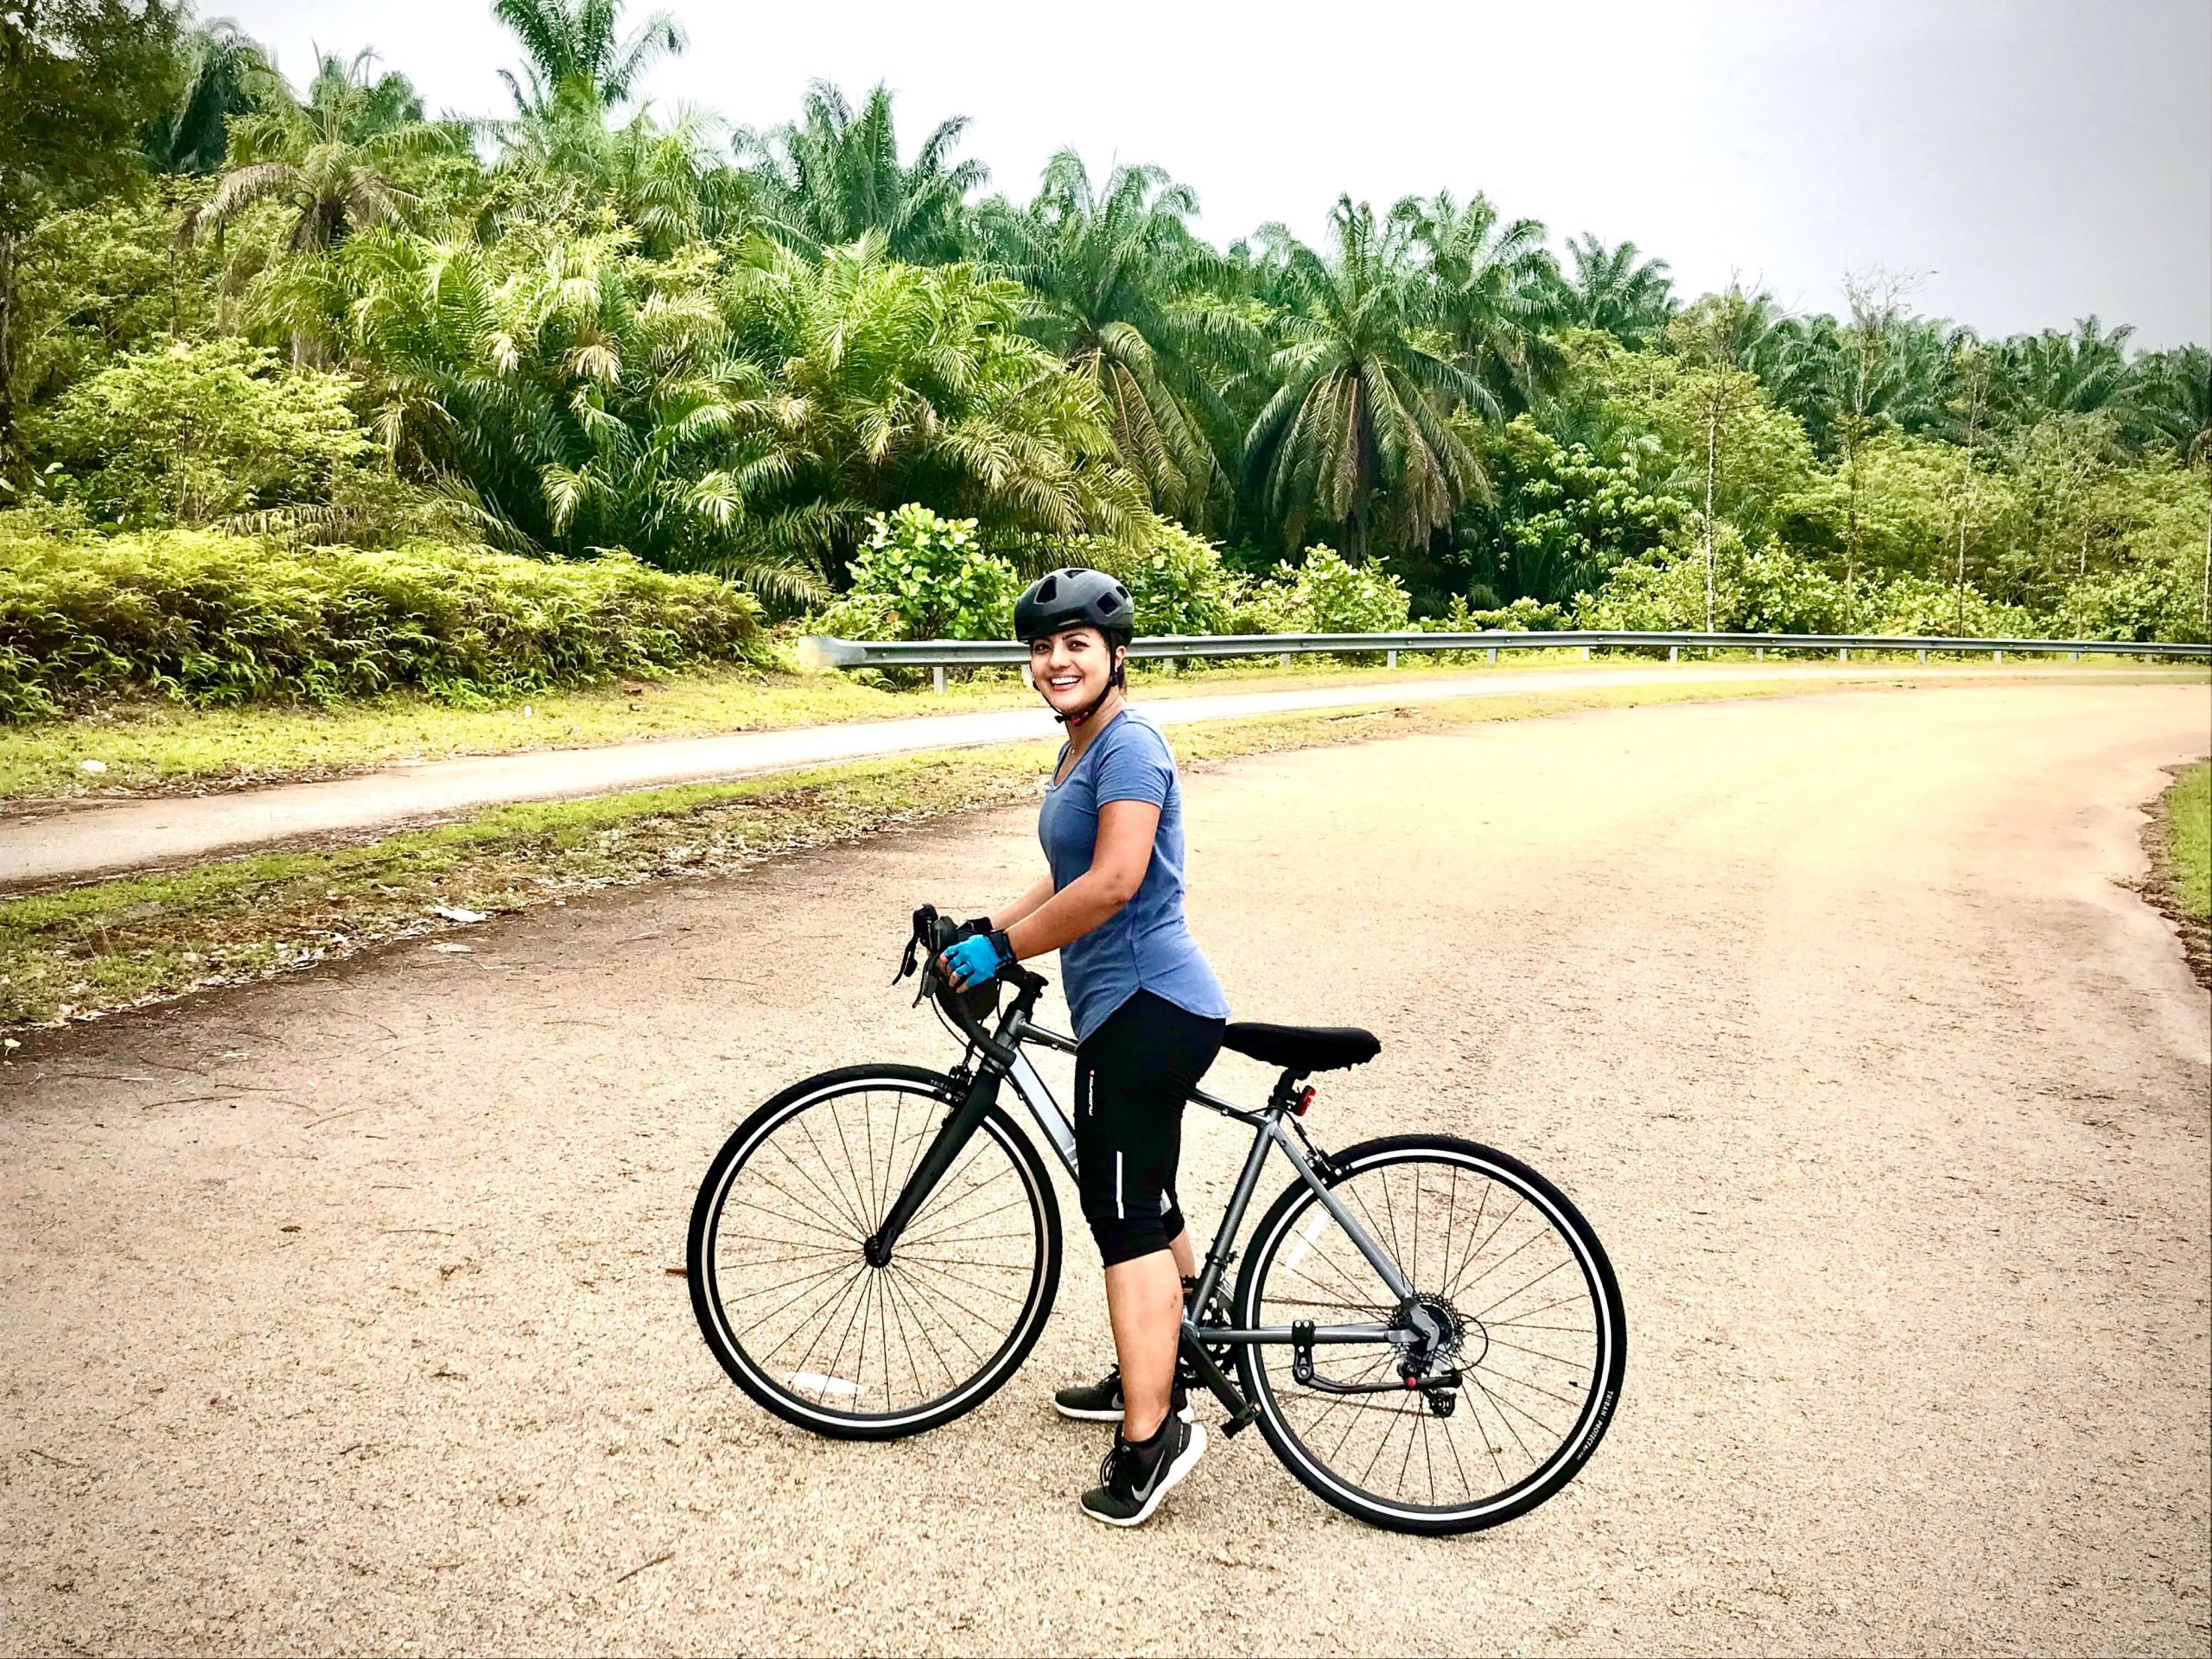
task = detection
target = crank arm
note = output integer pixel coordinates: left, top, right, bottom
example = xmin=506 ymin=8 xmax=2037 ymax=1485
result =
xmin=1178 ymin=1320 xmax=1261 ymax=1438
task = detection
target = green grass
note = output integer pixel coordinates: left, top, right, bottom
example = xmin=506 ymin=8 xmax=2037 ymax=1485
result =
xmin=3 ymin=672 xmax=1889 ymax=1031
xmin=4 ymin=646 xmax=2187 ymax=803
xmin=2165 ymin=760 xmax=2210 ymax=920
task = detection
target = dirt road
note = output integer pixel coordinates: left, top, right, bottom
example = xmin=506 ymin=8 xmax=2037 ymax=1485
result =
xmin=4 ymin=681 xmax=2207 ymax=1656
xmin=3 ymin=662 xmax=2174 ymax=890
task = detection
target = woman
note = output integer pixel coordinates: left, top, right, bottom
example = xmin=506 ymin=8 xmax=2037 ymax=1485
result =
xmin=937 ymin=565 xmax=1230 ymax=1528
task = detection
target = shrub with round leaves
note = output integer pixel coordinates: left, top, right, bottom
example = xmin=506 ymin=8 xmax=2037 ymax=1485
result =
xmin=817 ymin=505 xmax=1020 ymax=640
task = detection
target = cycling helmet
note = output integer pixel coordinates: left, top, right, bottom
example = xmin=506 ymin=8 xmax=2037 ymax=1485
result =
xmin=1014 ymin=566 xmax=1135 ymax=728
xmin=1014 ymin=567 xmax=1135 ymax=644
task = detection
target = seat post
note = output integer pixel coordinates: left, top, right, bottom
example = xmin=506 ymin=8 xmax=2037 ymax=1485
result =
xmin=1266 ymin=1068 xmax=1310 ymax=1113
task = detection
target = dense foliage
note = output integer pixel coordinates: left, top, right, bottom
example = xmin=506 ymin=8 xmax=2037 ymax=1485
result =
xmin=0 ymin=0 xmax=2203 ymax=656
xmin=0 ymin=523 xmax=768 ymax=720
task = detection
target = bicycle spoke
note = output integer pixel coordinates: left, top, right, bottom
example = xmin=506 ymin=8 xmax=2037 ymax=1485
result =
xmin=1248 ymin=1149 xmax=1612 ymax=1520
xmin=704 ymin=1084 xmax=1045 ymax=1422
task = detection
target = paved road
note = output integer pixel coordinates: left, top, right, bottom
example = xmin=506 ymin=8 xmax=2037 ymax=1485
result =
xmin=0 ymin=663 xmax=2163 ymax=890
xmin=3 ymin=683 xmax=2207 ymax=1656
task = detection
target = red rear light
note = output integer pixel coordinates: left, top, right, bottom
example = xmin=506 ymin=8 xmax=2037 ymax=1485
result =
xmin=1294 ymin=1085 xmax=1315 ymax=1116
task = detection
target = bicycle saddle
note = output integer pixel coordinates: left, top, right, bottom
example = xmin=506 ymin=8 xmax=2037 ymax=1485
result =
xmin=1222 ymin=1021 xmax=1380 ymax=1074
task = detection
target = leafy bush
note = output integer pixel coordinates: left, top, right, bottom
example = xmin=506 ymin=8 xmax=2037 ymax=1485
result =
xmin=0 ymin=526 xmax=771 ymax=722
xmin=1234 ymin=545 xmax=1411 ymax=636
xmin=1124 ymin=522 xmax=1238 ymax=635
xmin=815 ymin=505 xmax=1018 ymax=640
xmin=32 ymin=340 xmax=372 ymax=527
xmin=1861 ymin=570 xmax=2034 ymax=639
xmin=1414 ymin=594 xmax=1570 ymax=632
xmin=1575 ymin=532 xmax=1847 ymax=634
xmin=2052 ymin=565 xmax=2205 ymax=643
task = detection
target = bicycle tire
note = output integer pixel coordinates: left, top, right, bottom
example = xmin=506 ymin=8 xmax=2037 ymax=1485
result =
xmin=689 ymin=1063 xmax=1063 ymax=1440
xmin=1233 ymin=1133 xmax=1624 ymax=1535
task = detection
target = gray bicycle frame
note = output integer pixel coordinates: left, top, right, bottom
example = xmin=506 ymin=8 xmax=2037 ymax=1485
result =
xmin=997 ymin=1010 xmax=1413 ymax=1351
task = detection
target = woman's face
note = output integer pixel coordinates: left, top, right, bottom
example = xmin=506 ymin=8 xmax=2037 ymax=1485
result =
xmin=1031 ymin=626 xmax=1118 ymax=715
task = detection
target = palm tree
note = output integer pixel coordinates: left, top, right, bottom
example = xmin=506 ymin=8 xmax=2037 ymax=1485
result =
xmin=1243 ymin=198 xmax=1489 ymax=561
xmin=182 ymin=50 xmax=454 ymax=363
xmin=980 ymin=152 xmax=1252 ymax=523
xmin=1393 ymin=190 xmax=1562 ymax=413
xmin=1553 ymin=232 xmax=1675 ymax=347
xmin=146 ymin=19 xmax=280 ymax=175
xmin=2131 ymin=345 xmax=2211 ymax=628
xmin=1793 ymin=276 xmax=1947 ymax=617
xmin=744 ymin=82 xmax=985 ymax=264
xmin=493 ymin=0 xmax=684 ymax=114
xmin=184 ymin=50 xmax=447 ymax=257
xmin=336 ymin=226 xmax=1143 ymax=593
xmin=496 ymin=97 xmax=750 ymax=253
xmin=1991 ymin=316 xmax=2139 ymax=426
xmin=338 ymin=224 xmax=823 ymax=598
xmin=732 ymin=233 xmax=1146 ymax=570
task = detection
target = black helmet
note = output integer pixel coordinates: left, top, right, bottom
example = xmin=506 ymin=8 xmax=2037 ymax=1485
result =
xmin=1014 ymin=566 xmax=1135 ymax=644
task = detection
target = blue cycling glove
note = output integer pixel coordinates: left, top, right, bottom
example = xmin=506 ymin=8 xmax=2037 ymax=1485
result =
xmin=942 ymin=931 xmax=1008 ymax=988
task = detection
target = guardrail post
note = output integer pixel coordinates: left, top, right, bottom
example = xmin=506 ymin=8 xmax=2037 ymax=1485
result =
xmin=1580 ymin=645 xmax=1591 ymax=661
xmin=931 ymin=665 xmax=947 ymax=695
xmin=1386 ymin=649 xmax=1398 ymax=668
xmin=1838 ymin=647 xmax=1849 ymax=662
xmin=1668 ymin=645 xmax=1679 ymax=663
xmin=1993 ymin=650 xmax=2003 ymax=664
xmin=1487 ymin=646 xmax=1498 ymax=664
xmin=2069 ymin=650 xmax=2080 ymax=662
xmin=1916 ymin=649 xmax=1927 ymax=663
xmin=1754 ymin=646 xmax=1764 ymax=661
xmin=1279 ymin=651 xmax=1292 ymax=669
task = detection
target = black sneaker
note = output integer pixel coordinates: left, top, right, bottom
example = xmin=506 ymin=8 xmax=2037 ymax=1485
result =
xmin=1080 ymin=1413 xmax=1207 ymax=1527
xmin=1052 ymin=1367 xmax=1192 ymax=1423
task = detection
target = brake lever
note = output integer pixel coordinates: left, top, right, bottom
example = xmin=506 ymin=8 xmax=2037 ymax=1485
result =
xmin=895 ymin=903 xmax=938 ymax=985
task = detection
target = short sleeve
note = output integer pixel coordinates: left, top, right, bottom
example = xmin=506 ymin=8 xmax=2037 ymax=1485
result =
xmin=1093 ymin=721 xmax=1173 ymax=809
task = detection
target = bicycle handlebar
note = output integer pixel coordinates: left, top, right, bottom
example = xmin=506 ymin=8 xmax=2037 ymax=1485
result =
xmin=898 ymin=904 xmax=1046 ymax=1067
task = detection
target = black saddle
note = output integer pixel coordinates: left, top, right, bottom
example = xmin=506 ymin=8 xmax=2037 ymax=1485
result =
xmin=1222 ymin=1021 xmax=1380 ymax=1075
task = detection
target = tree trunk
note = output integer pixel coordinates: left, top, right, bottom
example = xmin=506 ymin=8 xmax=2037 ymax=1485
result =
xmin=1844 ymin=435 xmax=1860 ymax=630
xmin=0 ymin=232 xmax=18 ymax=480
xmin=1704 ymin=405 xmax=1718 ymax=633
xmin=1955 ymin=513 xmax=1968 ymax=635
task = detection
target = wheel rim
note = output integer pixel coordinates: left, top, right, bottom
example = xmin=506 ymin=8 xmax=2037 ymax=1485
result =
xmin=699 ymin=1080 xmax=1051 ymax=1428
xmin=1243 ymin=1147 xmax=1617 ymax=1521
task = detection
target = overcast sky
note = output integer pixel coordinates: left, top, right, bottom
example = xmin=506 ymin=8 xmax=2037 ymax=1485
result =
xmin=222 ymin=0 xmax=2211 ymax=349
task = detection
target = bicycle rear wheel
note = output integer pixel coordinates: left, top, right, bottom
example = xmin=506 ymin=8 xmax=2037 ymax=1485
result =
xmin=689 ymin=1064 xmax=1062 ymax=1440
xmin=1234 ymin=1134 xmax=1624 ymax=1535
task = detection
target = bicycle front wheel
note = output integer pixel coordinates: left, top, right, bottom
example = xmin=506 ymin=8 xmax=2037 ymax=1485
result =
xmin=1234 ymin=1134 xmax=1624 ymax=1534
xmin=689 ymin=1064 xmax=1062 ymax=1440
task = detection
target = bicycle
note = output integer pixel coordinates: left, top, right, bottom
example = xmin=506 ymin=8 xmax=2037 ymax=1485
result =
xmin=687 ymin=905 xmax=1625 ymax=1535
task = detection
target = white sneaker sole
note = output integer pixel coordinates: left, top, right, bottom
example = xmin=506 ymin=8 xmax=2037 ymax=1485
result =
xmin=1081 ymin=1423 xmax=1206 ymax=1528
xmin=1053 ymin=1400 xmax=1196 ymax=1424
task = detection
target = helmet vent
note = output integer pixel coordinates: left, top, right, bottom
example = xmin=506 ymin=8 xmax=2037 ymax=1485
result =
xmin=1037 ymin=576 xmax=1058 ymax=601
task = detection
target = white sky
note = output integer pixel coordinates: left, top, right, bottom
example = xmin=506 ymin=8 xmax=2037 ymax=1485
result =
xmin=224 ymin=0 xmax=2211 ymax=348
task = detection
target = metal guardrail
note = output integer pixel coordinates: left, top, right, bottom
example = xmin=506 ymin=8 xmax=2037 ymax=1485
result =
xmin=798 ymin=629 xmax=2212 ymax=691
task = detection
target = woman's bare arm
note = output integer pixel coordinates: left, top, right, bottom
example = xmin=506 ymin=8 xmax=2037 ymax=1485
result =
xmin=1001 ymin=800 xmax=1159 ymax=961
xmin=983 ymin=873 xmax=1058 ymax=932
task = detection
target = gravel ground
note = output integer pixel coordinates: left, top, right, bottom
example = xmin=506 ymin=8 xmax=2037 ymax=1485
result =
xmin=3 ymin=681 xmax=2208 ymax=1656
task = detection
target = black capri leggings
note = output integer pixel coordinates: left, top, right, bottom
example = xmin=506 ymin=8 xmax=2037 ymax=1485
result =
xmin=1073 ymin=988 xmax=1226 ymax=1268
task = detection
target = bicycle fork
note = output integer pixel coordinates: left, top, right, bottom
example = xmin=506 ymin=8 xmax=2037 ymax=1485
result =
xmin=864 ymin=1063 xmax=1001 ymax=1268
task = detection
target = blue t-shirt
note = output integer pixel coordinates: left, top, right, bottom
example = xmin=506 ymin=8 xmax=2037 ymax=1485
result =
xmin=1038 ymin=709 xmax=1231 ymax=1042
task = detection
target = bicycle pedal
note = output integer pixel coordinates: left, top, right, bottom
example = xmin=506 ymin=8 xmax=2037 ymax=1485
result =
xmin=1220 ymin=1402 xmax=1262 ymax=1439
